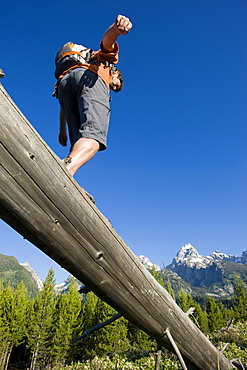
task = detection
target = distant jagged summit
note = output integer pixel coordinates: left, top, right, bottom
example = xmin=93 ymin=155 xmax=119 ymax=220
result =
xmin=209 ymin=250 xmax=247 ymax=264
xmin=138 ymin=255 xmax=161 ymax=271
xmin=168 ymin=243 xmax=247 ymax=269
xmin=166 ymin=243 xmax=247 ymax=292
xmin=169 ymin=243 xmax=213 ymax=269
xmin=20 ymin=262 xmax=43 ymax=290
xmin=2 ymin=243 xmax=247 ymax=299
xmin=177 ymin=243 xmax=199 ymax=259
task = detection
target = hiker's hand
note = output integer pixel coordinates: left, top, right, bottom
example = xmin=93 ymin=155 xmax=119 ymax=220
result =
xmin=115 ymin=15 xmax=132 ymax=35
xmin=58 ymin=132 xmax=68 ymax=147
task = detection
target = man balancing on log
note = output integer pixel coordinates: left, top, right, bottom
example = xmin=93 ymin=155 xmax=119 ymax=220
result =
xmin=53 ymin=15 xmax=132 ymax=177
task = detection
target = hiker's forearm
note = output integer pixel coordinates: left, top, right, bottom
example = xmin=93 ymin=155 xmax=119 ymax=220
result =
xmin=102 ymin=15 xmax=132 ymax=51
xmin=102 ymin=24 xmax=121 ymax=51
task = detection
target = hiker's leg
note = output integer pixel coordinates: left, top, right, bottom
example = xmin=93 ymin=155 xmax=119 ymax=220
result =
xmin=66 ymin=137 xmax=100 ymax=176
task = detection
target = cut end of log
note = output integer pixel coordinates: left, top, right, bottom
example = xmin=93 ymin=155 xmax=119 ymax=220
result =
xmin=0 ymin=69 xmax=5 ymax=78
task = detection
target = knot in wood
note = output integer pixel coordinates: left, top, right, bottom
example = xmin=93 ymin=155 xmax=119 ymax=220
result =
xmin=96 ymin=251 xmax=104 ymax=260
xmin=28 ymin=153 xmax=35 ymax=160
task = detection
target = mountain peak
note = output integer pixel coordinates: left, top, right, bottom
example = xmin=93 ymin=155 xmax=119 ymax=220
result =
xmin=20 ymin=262 xmax=43 ymax=290
xmin=166 ymin=245 xmax=247 ymax=293
xmin=177 ymin=243 xmax=199 ymax=259
xmin=209 ymin=250 xmax=235 ymax=261
xmin=138 ymin=255 xmax=161 ymax=271
xmin=168 ymin=243 xmax=212 ymax=270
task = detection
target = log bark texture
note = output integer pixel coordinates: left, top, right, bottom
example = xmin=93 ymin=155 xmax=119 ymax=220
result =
xmin=0 ymin=83 xmax=233 ymax=370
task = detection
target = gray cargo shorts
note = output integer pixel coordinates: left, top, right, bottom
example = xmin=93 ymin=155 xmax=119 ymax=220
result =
xmin=58 ymin=67 xmax=111 ymax=151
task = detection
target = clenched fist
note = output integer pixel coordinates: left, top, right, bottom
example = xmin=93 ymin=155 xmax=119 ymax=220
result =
xmin=115 ymin=15 xmax=132 ymax=35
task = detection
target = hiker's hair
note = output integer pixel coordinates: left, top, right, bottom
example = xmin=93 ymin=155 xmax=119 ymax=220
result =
xmin=115 ymin=69 xmax=123 ymax=92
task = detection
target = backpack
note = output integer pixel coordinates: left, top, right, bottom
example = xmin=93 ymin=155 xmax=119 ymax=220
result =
xmin=54 ymin=42 xmax=93 ymax=80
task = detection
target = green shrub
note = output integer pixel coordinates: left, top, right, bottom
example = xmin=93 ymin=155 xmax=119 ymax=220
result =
xmin=53 ymin=353 xmax=180 ymax=370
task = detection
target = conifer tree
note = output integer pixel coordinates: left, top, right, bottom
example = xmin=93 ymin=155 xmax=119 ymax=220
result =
xmin=1 ymin=283 xmax=14 ymax=370
xmin=48 ymin=277 xmax=82 ymax=367
xmin=193 ymin=302 xmax=209 ymax=333
xmin=150 ymin=266 xmax=165 ymax=288
xmin=90 ymin=298 xmax=129 ymax=356
xmin=127 ymin=321 xmax=153 ymax=353
xmin=27 ymin=268 xmax=56 ymax=370
xmin=233 ymin=274 xmax=247 ymax=322
xmin=178 ymin=291 xmax=198 ymax=315
xmin=0 ymin=282 xmax=28 ymax=370
xmin=150 ymin=266 xmax=175 ymax=298
xmin=178 ymin=290 xmax=191 ymax=313
xmin=0 ymin=309 xmax=9 ymax=370
xmin=78 ymin=294 xmax=130 ymax=359
xmin=178 ymin=291 xmax=209 ymax=332
xmin=78 ymin=291 xmax=98 ymax=359
xmin=206 ymin=297 xmax=225 ymax=332
xmin=12 ymin=281 xmax=28 ymax=343
xmin=218 ymin=301 xmax=233 ymax=325
xmin=0 ymin=282 xmax=11 ymax=370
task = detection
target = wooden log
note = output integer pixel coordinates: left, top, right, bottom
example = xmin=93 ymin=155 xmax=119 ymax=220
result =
xmin=0 ymin=83 xmax=233 ymax=370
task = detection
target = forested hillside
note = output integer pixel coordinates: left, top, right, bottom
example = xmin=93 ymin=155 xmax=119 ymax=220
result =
xmin=1 ymin=268 xmax=247 ymax=370
xmin=0 ymin=254 xmax=39 ymax=297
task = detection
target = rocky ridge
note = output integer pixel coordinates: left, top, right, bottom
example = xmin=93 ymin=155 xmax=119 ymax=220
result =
xmin=20 ymin=262 xmax=43 ymax=291
xmin=165 ymin=243 xmax=247 ymax=296
xmin=16 ymin=243 xmax=247 ymax=297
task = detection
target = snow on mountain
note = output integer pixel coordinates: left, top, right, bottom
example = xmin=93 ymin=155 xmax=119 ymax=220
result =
xmin=209 ymin=250 xmax=246 ymax=264
xmin=20 ymin=262 xmax=43 ymax=290
xmin=138 ymin=255 xmax=161 ymax=271
xmin=167 ymin=244 xmax=222 ymax=287
xmin=54 ymin=276 xmax=71 ymax=293
xmin=20 ymin=262 xmax=80 ymax=293
xmin=168 ymin=243 xmax=247 ymax=269
xmin=169 ymin=243 xmax=213 ymax=269
xmin=166 ymin=243 xmax=247 ymax=290
xmin=19 ymin=245 xmax=247 ymax=294
xmin=20 ymin=255 xmax=161 ymax=293
xmin=209 ymin=250 xmax=236 ymax=262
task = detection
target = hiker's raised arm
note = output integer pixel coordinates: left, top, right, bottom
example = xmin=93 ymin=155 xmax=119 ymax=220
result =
xmin=102 ymin=15 xmax=132 ymax=52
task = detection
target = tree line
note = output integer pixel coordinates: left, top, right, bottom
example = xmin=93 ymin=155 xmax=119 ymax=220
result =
xmin=0 ymin=268 xmax=247 ymax=370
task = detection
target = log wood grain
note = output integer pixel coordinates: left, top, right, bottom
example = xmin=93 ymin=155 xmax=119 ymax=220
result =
xmin=0 ymin=83 xmax=233 ymax=370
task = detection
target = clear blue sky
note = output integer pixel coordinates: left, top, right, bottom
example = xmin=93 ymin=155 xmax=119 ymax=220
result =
xmin=1 ymin=0 xmax=246 ymax=282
